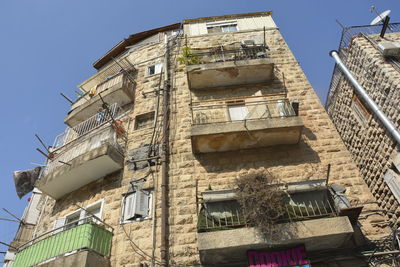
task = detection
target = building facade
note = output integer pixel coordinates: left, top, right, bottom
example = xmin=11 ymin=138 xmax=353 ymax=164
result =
xmin=326 ymin=24 xmax=400 ymax=229
xmin=7 ymin=12 xmax=394 ymax=267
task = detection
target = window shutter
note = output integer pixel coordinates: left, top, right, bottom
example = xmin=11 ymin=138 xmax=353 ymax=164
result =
xmin=155 ymin=63 xmax=163 ymax=74
xmin=384 ymin=169 xmax=400 ymax=203
xmin=124 ymin=193 xmax=136 ymax=221
xmin=135 ymin=190 xmax=149 ymax=217
xmin=53 ymin=217 xmax=66 ymax=233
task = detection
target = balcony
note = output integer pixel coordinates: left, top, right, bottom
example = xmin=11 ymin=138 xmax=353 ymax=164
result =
xmin=66 ymin=70 xmax=135 ymax=127
xmin=190 ymin=97 xmax=303 ymax=153
xmin=13 ymin=218 xmax=112 ymax=267
xmin=197 ymin=187 xmax=354 ymax=266
xmin=36 ymin=108 xmax=124 ymax=199
xmin=186 ymin=44 xmax=274 ymax=89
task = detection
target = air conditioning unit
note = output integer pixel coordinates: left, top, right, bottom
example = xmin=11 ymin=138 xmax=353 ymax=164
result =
xmin=124 ymin=190 xmax=150 ymax=220
xmin=378 ymin=42 xmax=400 ymax=58
xmin=241 ymin=39 xmax=255 ymax=48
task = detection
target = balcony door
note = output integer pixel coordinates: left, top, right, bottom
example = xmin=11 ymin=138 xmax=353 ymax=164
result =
xmin=228 ymin=102 xmax=249 ymax=121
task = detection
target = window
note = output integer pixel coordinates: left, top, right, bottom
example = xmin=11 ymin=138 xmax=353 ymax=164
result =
xmin=147 ymin=63 xmax=163 ymax=75
xmin=135 ymin=112 xmax=155 ymax=130
xmin=227 ymin=101 xmax=248 ymax=121
xmin=53 ymin=200 xmax=103 ymax=232
xmin=122 ymin=190 xmax=152 ymax=223
xmin=207 ymin=22 xmax=238 ymax=33
xmin=351 ymin=94 xmax=371 ymax=125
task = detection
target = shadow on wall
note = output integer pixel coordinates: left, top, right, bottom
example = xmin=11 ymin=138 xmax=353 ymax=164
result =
xmin=194 ymin=139 xmax=321 ymax=173
xmin=51 ymin=170 xmax=123 ymax=216
xmin=191 ymin=76 xmax=287 ymax=102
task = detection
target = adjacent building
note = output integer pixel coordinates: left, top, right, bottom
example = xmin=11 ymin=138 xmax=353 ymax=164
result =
xmin=6 ymin=12 xmax=393 ymax=267
xmin=326 ymin=23 xmax=400 ymax=228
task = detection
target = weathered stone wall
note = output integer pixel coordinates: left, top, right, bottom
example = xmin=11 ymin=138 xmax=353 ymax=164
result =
xmin=327 ymin=33 xmax=400 ymax=227
xmin=30 ymin=22 xmax=390 ymax=267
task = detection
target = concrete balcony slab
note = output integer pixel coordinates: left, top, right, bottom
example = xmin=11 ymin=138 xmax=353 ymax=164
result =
xmin=198 ymin=216 xmax=354 ymax=266
xmin=191 ymin=116 xmax=304 ymax=153
xmin=65 ymin=73 xmax=135 ymax=127
xmin=187 ymin=58 xmax=274 ymax=90
xmin=36 ymin=143 xmax=123 ymax=199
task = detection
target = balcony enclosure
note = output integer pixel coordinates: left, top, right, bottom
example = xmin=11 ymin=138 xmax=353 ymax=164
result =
xmin=13 ymin=216 xmax=112 ymax=267
xmin=186 ymin=43 xmax=274 ymax=89
xmin=190 ymin=96 xmax=304 ymax=153
xmin=66 ymin=58 xmax=136 ymax=127
xmin=197 ymin=185 xmax=354 ymax=266
xmin=36 ymin=106 xmax=124 ymax=199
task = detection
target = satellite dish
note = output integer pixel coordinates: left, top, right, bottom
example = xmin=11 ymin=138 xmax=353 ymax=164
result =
xmin=370 ymin=10 xmax=391 ymax=25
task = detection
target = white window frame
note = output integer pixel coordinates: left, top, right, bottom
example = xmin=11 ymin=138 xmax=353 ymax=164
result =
xmin=147 ymin=63 xmax=163 ymax=76
xmin=206 ymin=21 xmax=238 ymax=33
xmin=53 ymin=199 xmax=104 ymax=232
xmin=121 ymin=190 xmax=153 ymax=224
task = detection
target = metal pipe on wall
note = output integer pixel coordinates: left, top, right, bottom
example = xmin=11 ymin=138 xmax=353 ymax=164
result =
xmin=160 ymin=35 xmax=171 ymax=267
xmin=329 ymin=50 xmax=400 ymax=146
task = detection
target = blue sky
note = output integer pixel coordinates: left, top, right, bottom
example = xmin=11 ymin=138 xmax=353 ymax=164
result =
xmin=0 ymin=0 xmax=399 ymax=257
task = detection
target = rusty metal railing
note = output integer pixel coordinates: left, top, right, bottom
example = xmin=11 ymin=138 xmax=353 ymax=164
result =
xmin=189 ymin=44 xmax=268 ymax=65
xmin=191 ymin=97 xmax=296 ymax=126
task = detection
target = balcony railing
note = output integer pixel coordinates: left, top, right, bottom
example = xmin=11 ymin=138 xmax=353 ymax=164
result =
xmin=44 ymin=126 xmax=122 ymax=176
xmin=198 ymin=190 xmax=337 ymax=232
xmin=188 ymin=44 xmax=268 ymax=65
xmin=13 ymin=216 xmax=113 ymax=267
xmin=78 ymin=57 xmax=134 ymax=93
xmin=54 ymin=103 xmax=120 ymax=149
xmin=191 ymin=97 xmax=296 ymax=126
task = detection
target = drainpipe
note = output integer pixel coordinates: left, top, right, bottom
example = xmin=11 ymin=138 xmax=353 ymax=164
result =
xmin=160 ymin=35 xmax=171 ymax=267
xmin=330 ymin=50 xmax=400 ymax=146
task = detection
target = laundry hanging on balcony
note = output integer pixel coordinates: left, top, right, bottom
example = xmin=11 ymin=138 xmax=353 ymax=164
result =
xmin=13 ymin=167 xmax=42 ymax=198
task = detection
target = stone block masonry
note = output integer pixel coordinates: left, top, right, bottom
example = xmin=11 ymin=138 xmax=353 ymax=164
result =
xmin=327 ymin=33 xmax=400 ymax=227
xmin=27 ymin=15 xmax=390 ymax=267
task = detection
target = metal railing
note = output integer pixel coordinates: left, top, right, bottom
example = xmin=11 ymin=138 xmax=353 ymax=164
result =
xmin=14 ymin=216 xmax=113 ymax=267
xmin=73 ymin=70 xmax=135 ymax=108
xmin=189 ymin=44 xmax=268 ymax=65
xmin=197 ymin=205 xmax=247 ymax=232
xmin=326 ymin=23 xmax=400 ymax=109
xmin=279 ymin=194 xmax=337 ymax=223
xmin=191 ymin=97 xmax=296 ymax=126
xmin=53 ymin=103 xmax=120 ymax=149
xmin=44 ymin=127 xmax=122 ymax=175
xmin=197 ymin=191 xmax=337 ymax=232
xmin=78 ymin=57 xmax=134 ymax=92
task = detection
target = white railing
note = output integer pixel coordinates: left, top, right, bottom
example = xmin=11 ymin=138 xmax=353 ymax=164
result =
xmin=44 ymin=127 xmax=120 ymax=175
xmin=53 ymin=103 xmax=120 ymax=149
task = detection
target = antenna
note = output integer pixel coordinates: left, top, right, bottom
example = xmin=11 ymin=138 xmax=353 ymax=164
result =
xmin=370 ymin=9 xmax=391 ymax=25
xmin=370 ymin=7 xmax=392 ymax=38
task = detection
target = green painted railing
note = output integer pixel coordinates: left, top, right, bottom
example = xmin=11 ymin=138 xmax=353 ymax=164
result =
xmin=13 ymin=223 xmax=112 ymax=267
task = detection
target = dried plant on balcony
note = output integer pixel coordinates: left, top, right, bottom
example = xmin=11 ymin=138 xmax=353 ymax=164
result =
xmin=236 ymin=169 xmax=287 ymax=236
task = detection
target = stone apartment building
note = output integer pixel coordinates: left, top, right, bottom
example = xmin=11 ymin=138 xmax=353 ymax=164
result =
xmin=326 ymin=23 xmax=400 ymax=229
xmin=5 ymin=11 xmax=395 ymax=267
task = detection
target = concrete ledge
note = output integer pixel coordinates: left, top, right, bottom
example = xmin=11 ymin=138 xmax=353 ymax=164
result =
xmin=198 ymin=216 xmax=354 ymax=266
xmin=187 ymin=58 xmax=274 ymax=89
xmin=36 ymin=143 xmax=124 ymax=199
xmin=65 ymin=78 xmax=135 ymax=127
xmin=191 ymin=116 xmax=304 ymax=153
xmin=37 ymin=250 xmax=110 ymax=267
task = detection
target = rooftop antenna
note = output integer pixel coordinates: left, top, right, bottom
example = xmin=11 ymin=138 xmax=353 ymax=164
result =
xmin=370 ymin=6 xmax=391 ymax=38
